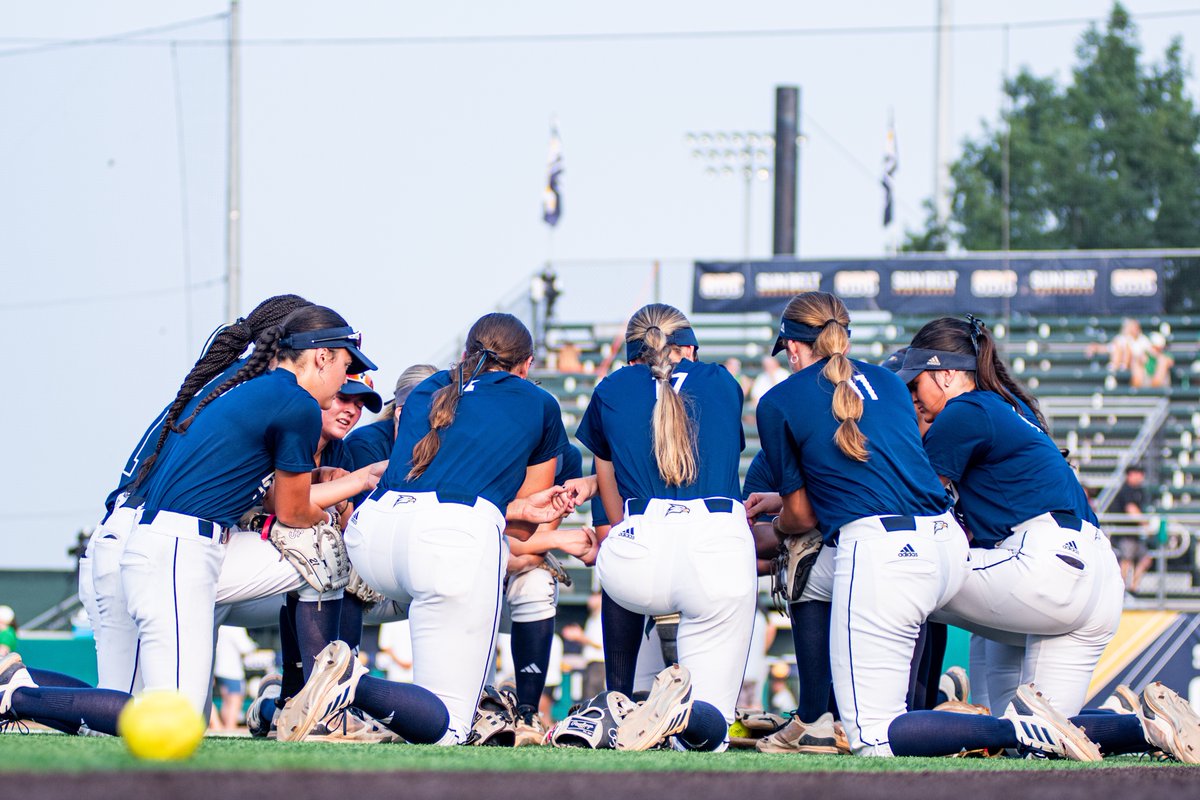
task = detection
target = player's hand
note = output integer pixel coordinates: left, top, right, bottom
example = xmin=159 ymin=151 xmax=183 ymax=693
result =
xmin=518 ymin=485 xmax=575 ymax=523
xmin=563 ymin=475 xmax=598 ymax=504
xmin=576 ymin=525 xmax=600 ymax=567
xmin=313 ymin=466 xmax=350 ymax=484
xmin=744 ymin=491 xmax=783 ymax=521
xmin=554 ymin=527 xmax=595 ymax=559
xmin=368 ymin=459 xmax=388 ymax=477
xmin=349 ymin=465 xmax=381 ymax=495
xmin=507 ymin=553 xmax=545 ymax=575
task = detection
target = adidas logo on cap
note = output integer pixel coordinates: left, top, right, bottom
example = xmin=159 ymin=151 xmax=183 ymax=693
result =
xmin=898 ymin=543 xmax=918 ymax=558
xmin=926 ymin=355 xmax=941 ymax=366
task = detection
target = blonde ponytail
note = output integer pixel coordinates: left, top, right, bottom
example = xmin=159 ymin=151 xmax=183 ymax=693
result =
xmin=626 ymin=304 xmax=698 ymax=486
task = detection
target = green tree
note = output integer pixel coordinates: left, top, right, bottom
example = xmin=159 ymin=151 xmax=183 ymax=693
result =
xmin=906 ymin=3 xmax=1200 ymax=255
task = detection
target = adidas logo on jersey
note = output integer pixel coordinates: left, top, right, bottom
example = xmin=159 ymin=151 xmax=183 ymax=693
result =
xmin=617 ymin=527 xmax=636 ymax=540
xmin=520 ymin=664 xmax=542 ymax=675
xmin=898 ymin=543 xmax=918 ymax=558
xmin=926 ymin=355 xmax=941 ymax=366
xmin=666 ymin=503 xmax=691 ymax=515
xmin=1063 ymin=541 xmax=1079 ymax=553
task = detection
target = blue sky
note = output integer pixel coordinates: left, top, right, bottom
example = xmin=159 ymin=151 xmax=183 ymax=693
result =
xmin=3 ymin=1 xmax=1198 ymax=567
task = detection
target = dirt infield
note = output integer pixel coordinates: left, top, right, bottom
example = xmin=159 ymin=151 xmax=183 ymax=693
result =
xmin=4 ymin=767 xmax=1193 ymax=800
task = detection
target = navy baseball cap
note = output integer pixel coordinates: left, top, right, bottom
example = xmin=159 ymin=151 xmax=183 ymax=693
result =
xmin=280 ymin=326 xmax=377 ymax=373
xmin=339 ymin=373 xmax=383 ymax=414
xmin=894 ymin=347 xmax=978 ymax=384
xmin=625 ymin=326 xmax=700 ymax=362
xmin=880 ymin=347 xmax=908 ymax=373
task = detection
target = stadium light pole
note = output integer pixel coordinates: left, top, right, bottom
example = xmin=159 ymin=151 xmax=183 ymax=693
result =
xmin=225 ymin=0 xmax=242 ymax=320
xmin=685 ymin=131 xmax=775 ymax=263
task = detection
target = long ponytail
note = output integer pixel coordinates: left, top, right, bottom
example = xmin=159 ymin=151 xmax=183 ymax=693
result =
xmin=626 ymin=304 xmax=698 ymax=486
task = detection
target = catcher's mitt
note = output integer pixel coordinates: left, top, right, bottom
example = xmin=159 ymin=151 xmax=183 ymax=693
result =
xmin=770 ymin=529 xmax=823 ymax=610
xmin=263 ymin=515 xmax=351 ymax=594
xmin=467 ymin=685 xmax=518 ymax=746
xmin=547 ymin=690 xmax=637 ymax=749
xmin=346 ymin=568 xmax=385 ymax=606
xmin=538 ymin=552 xmax=573 ymax=587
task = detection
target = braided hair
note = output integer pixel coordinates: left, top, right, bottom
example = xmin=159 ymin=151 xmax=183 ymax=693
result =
xmin=407 ymin=313 xmax=533 ymax=480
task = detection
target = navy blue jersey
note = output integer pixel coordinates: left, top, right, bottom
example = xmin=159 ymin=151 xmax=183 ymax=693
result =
xmin=341 ymin=417 xmax=395 ymax=509
xmin=140 ymin=369 xmax=322 ymax=527
xmin=320 ymin=437 xmax=355 ymax=471
xmin=741 ymin=450 xmax=778 ymax=499
xmin=380 ymin=370 xmax=568 ymax=510
xmin=557 ymin=444 xmax=584 ymax=484
xmin=756 ymin=359 xmax=948 ymax=543
xmin=576 ymin=360 xmax=744 ymax=502
xmin=106 ymin=359 xmax=247 ymax=512
xmin=922 ymin=390 xmax=1095 ymax=547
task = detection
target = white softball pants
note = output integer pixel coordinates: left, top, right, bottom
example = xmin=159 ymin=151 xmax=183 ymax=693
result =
xmin=499 ymin=564 xmax=559 ymax=632
xmin=830 ymin=511 xmax=969 ymax=757
xmin=345 ymin=491 xmax=507 ymax=746
xmin=119 ymin=511 xmax=226 ymax=713
xmin=597 ymin=498 xmax=758 ymax=727
xmin=931 ymin=513 xmax=1124 ymax=716
xmin=90 ymin=503 xmax=144 ymax=693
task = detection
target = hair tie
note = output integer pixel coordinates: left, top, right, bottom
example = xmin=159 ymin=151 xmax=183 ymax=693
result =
xmin=459 ymin=348 xmax=496 ymax=396
xmin=965 ymin=314 xmax=984 ymax=355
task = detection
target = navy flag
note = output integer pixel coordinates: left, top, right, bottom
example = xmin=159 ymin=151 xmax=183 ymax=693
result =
xmin=882 ymin=114 xmax=898 ymax=227
xmin=542 ymin=124 xmax=563 ymax=227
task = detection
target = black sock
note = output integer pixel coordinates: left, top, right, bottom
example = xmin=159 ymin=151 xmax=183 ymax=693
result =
xmin=511 ymin=618 xmax=555 ymax=708
xmin=601 ymin=590 xmax=644 ymax=695
xmin=27 ymin=668 xmax=92 ymax=689
xmin=1072 ymin=710 xmax=1148 ymax=755
xmin=889 ymin=710 xmax=1017 ymax=756
xmin=789 ymin=600 xmax=832 ymax=721
xmin=677 ymin=701 xmax=727 ymax=751
xmin=339 ymin=595 xmax=366 ymax=651
xmin=278 ymin=596 xmax=304 ymax=708
xmin=12 ymin=687 xmax=130 ymax=737
xmin=907 ymin=622 xmax=931 ymax=711
xmin=925 ymin=623 xmax=948 ymax=709
xmin=354 ymin=675 xmax=449 ymax=744
xmin=295 ymin=596 xmax=342 ymax=680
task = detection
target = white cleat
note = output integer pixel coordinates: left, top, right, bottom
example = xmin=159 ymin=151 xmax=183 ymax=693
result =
xmin=276 ymin=642 xmax=366 ymax=743
xmin=1139 ymin=682 xmax=1200 ymax=764
xmin=615 ymin=664 xmax=693 ymax=751
xmin=1002 ymin=683 xmax=1102 ymax=762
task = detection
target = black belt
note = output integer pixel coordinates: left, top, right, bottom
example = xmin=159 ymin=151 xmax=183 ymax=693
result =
xmin=140 ymin=509 xmax=220 ymax=539
xmin=625 ymin=497 xmax=735 ymax=516
xmin=1050 ymin=512 xmax=1085 ymax=531
xmin=880 ymin=516 xmax=918 ymax=532
xmin=368 ymin=487 xmax=479 ymax=507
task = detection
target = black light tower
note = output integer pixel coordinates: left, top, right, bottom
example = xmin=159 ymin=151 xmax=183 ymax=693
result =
xmin=773 ymin=86 xmax=800 ymax=256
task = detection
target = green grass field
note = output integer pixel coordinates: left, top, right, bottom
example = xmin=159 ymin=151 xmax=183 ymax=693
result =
xmin=0 ymin=735 xmax=1186 ymax=773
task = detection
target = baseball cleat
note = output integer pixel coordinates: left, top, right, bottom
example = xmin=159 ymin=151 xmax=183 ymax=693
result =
xmin=306 ymin=707 xmax=401 ymax=743
xmin=1138 ymin=682 xmax=1200 ymax=764
xmin=756 ymin=712 xmax=842 ymax=754
xmin=615 ymin=664 xmax=693 ymax=751
xmin=0 ymin=653 xmax=37 ymax=719
xmin=1002 ymin=683 xmax=1102 ymax=761
xmin=1098 ymin=684 xmax=1140 ymax=716
xmin=939 ymin=666 xmax=970 ymax=704
xmin=276 ymin=641 xmax=366 ymax=742
xmin=246 ymin=673 xmax=282 ymax=739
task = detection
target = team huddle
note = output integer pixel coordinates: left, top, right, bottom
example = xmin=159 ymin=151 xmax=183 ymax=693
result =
xmin=2 ymin=291 xmax=1199 ymax=762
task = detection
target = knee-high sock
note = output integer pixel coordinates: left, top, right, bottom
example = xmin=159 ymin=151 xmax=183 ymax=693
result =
xmin=27 ymin=669 xmax=92 ymax=689
xmin=889 ymin=710 xmax=1017 ymax=756
xmin=789 ymin=600 xmax=832 ymax=721
xmin=925 ymin=623 xmax=948 ymax=709
xmin=601 ymin=590 xmax=644 ymax=695
xmin=279 ymin=596 xmax=304 ymax=708
xmin=510 ymin=618 xmax=554 ymax=709
xmin=11 ymin=687 xmax=130 ymax=737
xmin=353 ymin=675 xmax=449 ymax=744
xmin=339 ymin=595 xmax=366 ymax=651
xmin=1073 ymin=710 xmax=1148 ymax=755
xmin=907 ymin=622 xmax=931 ymax=711
xmin=294 ymin=597 xmax=342 ymax=680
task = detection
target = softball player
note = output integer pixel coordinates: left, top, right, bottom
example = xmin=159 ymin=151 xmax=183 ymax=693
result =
xmin=896 ymin=317 xmax=1125 ymax=717
xmin=283 ymin=312 xmax=571 ymax=746
xmin=118 ymin=304 xmax=377 ymax=713
xmin=577 ymin=303 xmax=756 ymax=752
xmin=88 ymin=295 xmax=313 ymax=693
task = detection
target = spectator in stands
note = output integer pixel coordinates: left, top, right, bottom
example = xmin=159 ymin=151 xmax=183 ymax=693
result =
xmin=377 ymin=619 xmax=414 ymax=683
xmin=555 ymin=341 xmax=583 ymax=374
xmin=723 ymin=357 xmax=752 ymax=396
xmin=1131 ymin=332 xmax=1175 ymax=389
xmin=1088 ymin=317 xmax=1151 ymax=373
xmin=749 ymin=355 xmax=788 ymax=407
xmin=213 ymin=625 xmax=257 ymax=730
xmin=1114 ymin=465 xmax=1154 ymax=593
xmin=0 ymin=605 xmax=16 ymax=656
